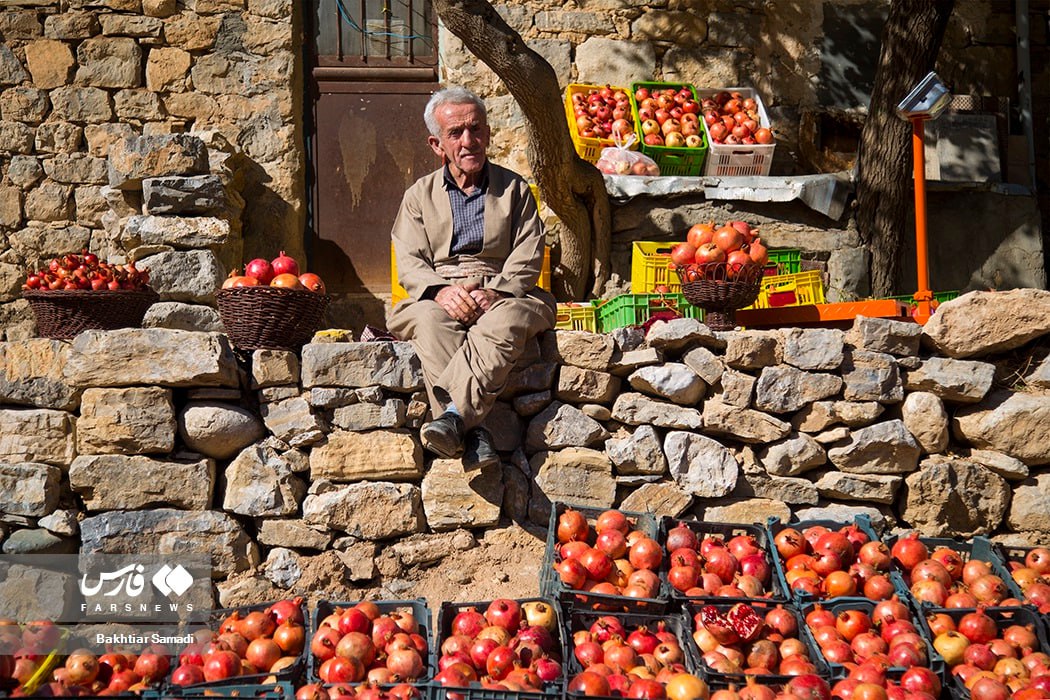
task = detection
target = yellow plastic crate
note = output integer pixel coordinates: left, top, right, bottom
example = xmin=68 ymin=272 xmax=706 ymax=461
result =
xmin=630 ymin=241 xmax=681 ymax=294
xmin=564 ymin=83 xmax=637 ymax=164
xmin=391 ymin=245 xmax=551 ymax=305
xmin=746 ymin=270 xmax=825 ymax=309
xmin=555 ymin=302 xmax=596 ymax=332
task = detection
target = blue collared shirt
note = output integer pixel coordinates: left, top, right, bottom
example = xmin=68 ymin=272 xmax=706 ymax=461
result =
xmin=443 ymin=164 xmax=488 ymax=256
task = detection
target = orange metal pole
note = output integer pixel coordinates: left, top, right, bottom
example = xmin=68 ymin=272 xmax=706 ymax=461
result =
xmin=911 ymin=117 xmax=933 ymax=324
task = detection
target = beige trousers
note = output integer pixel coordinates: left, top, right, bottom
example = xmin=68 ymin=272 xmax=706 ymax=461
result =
xmin=387 ymin=295 xmax=555 ymax=429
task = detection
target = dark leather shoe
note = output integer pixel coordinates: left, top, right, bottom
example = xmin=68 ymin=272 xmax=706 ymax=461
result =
xmin=463 ymin=427 xmax=499 ymax=469
xmin=420 ymin=411 xmax=465 ymax=458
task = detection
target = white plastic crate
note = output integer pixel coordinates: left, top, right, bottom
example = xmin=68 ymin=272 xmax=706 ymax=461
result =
xmin=697 ymin=86 xmax=776 ymax=177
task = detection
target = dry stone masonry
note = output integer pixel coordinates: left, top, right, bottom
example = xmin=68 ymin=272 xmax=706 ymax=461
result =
xmin=0 ymin=289 xmax=1048 ymax=602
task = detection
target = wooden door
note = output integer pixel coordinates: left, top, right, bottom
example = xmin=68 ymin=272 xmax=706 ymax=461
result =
xmin=306 ymin=0 xmax=441 ymax=297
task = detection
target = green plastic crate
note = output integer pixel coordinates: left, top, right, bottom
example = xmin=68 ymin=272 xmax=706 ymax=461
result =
xmin=888 ymin=291 xmax=960 ymax=306
xmin=764 ymin=248 xmax=801 ymax=276
xmin=628 ymin=81 xmax=708 ymax=176
xmin=595 ymin=293 xmax=702 ymax=332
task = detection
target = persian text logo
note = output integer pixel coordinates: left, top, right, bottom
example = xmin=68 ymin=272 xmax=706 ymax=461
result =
xmin=79 ymin=563 xmax=194 ymax=599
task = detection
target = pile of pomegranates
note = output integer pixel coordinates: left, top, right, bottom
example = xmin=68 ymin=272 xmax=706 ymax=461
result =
xmin=701 ymin=91 xmax=774 ymax=147
xmin=691 ymin=602 xmax=822 ymax=679
xmin=927 ymin=606 xmax=1049 ymax=700
xmin=672 ymin=221 xmax=769 ymax=283
xmin=0 ymin=618 xmax=177 ymax=696
xmin=771 ymin=521 xmax=898 ymax=602
xmin=22 ymin=251 xmax=150 ymax=292
xmin=308 ymin=600 xmax=427 ymax=688
xmin=707 ymin=674 xmax=834 ymax=700
xmin=550 ymin=507 xmax=666 ymax=609
xmin=995 ymin=545 xmax=1050 ymax=614
xmin=829 ymin=663 xmax=942 ymax=700
xmin=567 ymin=611 xmax=707 ymax=699
xmin=569 ymin=84 xmax=636 ymax=144
xmin=296 ymin=680 xmax=423 ymax=700
xmin=633 ymin=84 xmax=705 ymax=149
xmin=433 ymin=598 xmax=562 ymax=694
xmin=889 ymin=534 xmax=1021 ymax=609
xmin=802 ymin=598 xmax=936 ymax=675
xmin=663 ymin=522 xmax=778 ymax=600
xmin=168 ymin=598 xmax=307 ymax=687
xmin=222 ymin=251 xmax=326 ymax=294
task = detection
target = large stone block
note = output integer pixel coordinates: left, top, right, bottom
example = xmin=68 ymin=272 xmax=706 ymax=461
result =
xmin=780 ymin=328 xmax=844 ymax=371
xmin=421 ymin=458 xmax=503 ymax=531
xmin=619 ymin=481 xmax=693 ymax=518
xmin=846 ymin=315 xmax=922 ymax=356
xmin=44 ymin=12 xmax=100 ymax=40
xmin=223 ymin=443 xmax=305 ymax=517
xmin=48 ymin=86 xmax=113 ymax=123
xmin=80 ymin=509 xmax=258 ymax=577
xmin=1 ymin=87 xmax=49 ymax=124
xmin=526 ymin=401 xmax=608 ymax=452
xmin=664 ymin=431 xmax=739 ymax=498
xmin=611 ymin=392 xmax=702 ymax=429
xmin=703 ymin=400 xmax=792 ymax=444
xmin=331 ymin=400 xmax=406 ymax=432
xmin=903 ymin=357 xmax=995 ymax=403
xmin=136 ymin=249 xmax=224 ymax=304
xmin=827 ymin=420 xmax=921 ymax=474
xmin=755 ymin=366 xmax=842 ymax=414
xmin=903 ymin=456 xmax=1010 ymax=537
xmin=723 ymin=331 xmax=779 ymax=370
xmin=75 ymin=37 xmax=142 ymax=88
xmin=531 ymin=448 xmax=617 ymax=514
xmin=923 ymin=290 xmax=1050 ymax=358
xmin=605 ymin=424 xmax=666 ymax=476
xmin=841 ymin=350 xmax=902 ymax=403
xmin=24 ymin=39 xmax=74 ymax=89
xmin=310 ymin=430 xmax=423 ymax=482
xmin=541 ymin=330 xmax=614 ymax=371
xmin=0 ymin=462 xmax=61 ymax=517
xmin=301 ymin=342 xmax=423 ymax=391
xmin=126 ymin=214 xmax=230 ymax=249
xmin=1007 ymin=473 xmax=1050 ymax=532
xmin=627 ymin=363 xmax=705 ymax=405
xmin=575 ymin=37 xmax=656 ymax=87
xmin=704 ymin=498 xmax=791 ymax=524
xmin=107 ymin=133 xmax=209 ymax=190
xmin=179 ymin=402 xmax=265 ymax=459
xmin=190 ymin=53 xmax=292 ymax=97
xmin=142 ymin=301 xmax=223 ymax=332
xmin=953 ymin=391 xmax=1050 ymax=466
xmin=77 ymin=387 xmax=175 ymax=454
xmin=0 ymin=408 xmax=75 ymax=466
xmin=302 ymin=481 xmax=424 ymax=540
xmin=758 ymin=432 xmax=827 ymax=477
xmin=815 ymin=472 xmax=902 ymax=504
xmin=0 ymin=339 xmax=78 ymax=410
xmin=69 ymin=455 xmax=215 ymax=511
xmin=556 ymin=366 xmax=621 ymax=404
xmin=0 ymin=45 xmax=29 ymax=86
xmin=901 ymin=391 xmax=949 ymax=454
xmin=142 ymin=175 xmax=225 ymax=215
xmin=25 ymin=182 xmax=73 ymax=221
xmin=64 ymin=329 xmax=239 ymax=387
xmin=792 ymin=400 xmax=885 ymax=432
xmin=0 ymin=120 xmax=34 ymax=153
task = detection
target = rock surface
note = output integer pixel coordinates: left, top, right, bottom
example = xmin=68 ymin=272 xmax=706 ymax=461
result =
xmin=903 ymin=456 xmax=1010 ymax=536
xmin=922 ymin=289 xmax=1050 ymax=358
xmin=953 ymin=391 xmax=1050 ymax=465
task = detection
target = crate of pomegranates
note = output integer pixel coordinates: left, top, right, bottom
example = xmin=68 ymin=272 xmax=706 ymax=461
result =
xmin=766 ymin=517 xmax=909 ymax=605
xmin=563 ymin=607 xmax=704 ymax=700
xmin=660 ymin=518 xmax=787 ymax=604
xmin=216 ymin=251 xmax=330 ymax=351
xmin=883 ymin=533 xmax=1023 ymax=609
xmin=539 ymin=503 xmax=670 ymax=614
xmin=993 ymin=542 xmax=1050 ymax=639
xmin=686 ymin=599 xmax=829 ymax=686
xmin=307 ymin=599 xmax=432 ymax=690
xmin=165 ymin=598 xmax=308 ymax=691
xmin=921 ymin=604 xmax=1047 ymax=700
xmin=798 ymin=596 xmax=943 ymax=682
xmin=432 ymin=598 xmax=565 ymax=700
xmin=22 ymin=251 xmax=158 ymax=339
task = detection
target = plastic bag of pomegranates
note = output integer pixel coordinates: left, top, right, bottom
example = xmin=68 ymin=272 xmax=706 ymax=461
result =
xmin=595 ymin=135 xmax=660 ymax=177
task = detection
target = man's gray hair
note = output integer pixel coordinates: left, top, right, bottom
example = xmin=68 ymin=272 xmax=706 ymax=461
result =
xmin=424 ymin=86 xmax=487 ymax=136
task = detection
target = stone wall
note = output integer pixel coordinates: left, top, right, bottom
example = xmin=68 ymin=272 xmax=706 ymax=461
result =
xmin=1 ymin=289 xmax=1048 ymax=603
xmin=0 ymin=0 xmax=303 ymax=336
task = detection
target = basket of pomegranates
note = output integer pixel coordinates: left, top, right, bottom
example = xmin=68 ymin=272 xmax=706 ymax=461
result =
xmin=216 ymin=252 xmax=330 ymax=352
xmin=22 ymin=251 xmax=158 ymax=339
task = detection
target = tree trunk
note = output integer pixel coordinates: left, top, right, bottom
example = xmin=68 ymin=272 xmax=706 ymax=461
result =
xmin=433 ymin=0 xmax=610 ymax=300
xmin=855 ymin=0 xmax=954 ymax=297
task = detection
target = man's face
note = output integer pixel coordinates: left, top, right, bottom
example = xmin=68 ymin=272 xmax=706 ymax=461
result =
xmin=428 ymin=101 xmax=490 ymax=178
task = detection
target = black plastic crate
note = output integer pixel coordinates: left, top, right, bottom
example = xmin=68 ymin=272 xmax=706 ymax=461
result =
xmin=684 ymin=599 xmax=829 ymax=686
xmin=563 ymin=607 xmax=700 ymax=700
xmin=539 ymin=502 xmax=669 ymax=614
xmin=765 ymin=516 xmax=906 ymax=605
xmin=432 ymin=598 xmax=565 ymax=700
xmin=166 ymin=599 xmax=308 ymax=693
xmin=915 ymin=605 xmax=1048 ymax=700
xmin=155 ymin=680 xmax=294 ymax=699
xmin=798 ymin=597 xmax=944 ymax=682
xmin=882 ymin=534 xmax=1023 ymax=609
xmin=309 ymin=600 xmax=432 ymax=685
xmin=660 ymin=517 xmax=788 ymax=604
xmin=993 ymin=542 xmax=1050 ymax=638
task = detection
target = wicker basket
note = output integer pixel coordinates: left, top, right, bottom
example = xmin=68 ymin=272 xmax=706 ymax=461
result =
xmin=676 ymin=262 xmax=764 ymax=331
xmin=24 ymin=288 xmax=160 ymax=340
xmin=216 ymin=286 xmax=330 ymax=351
